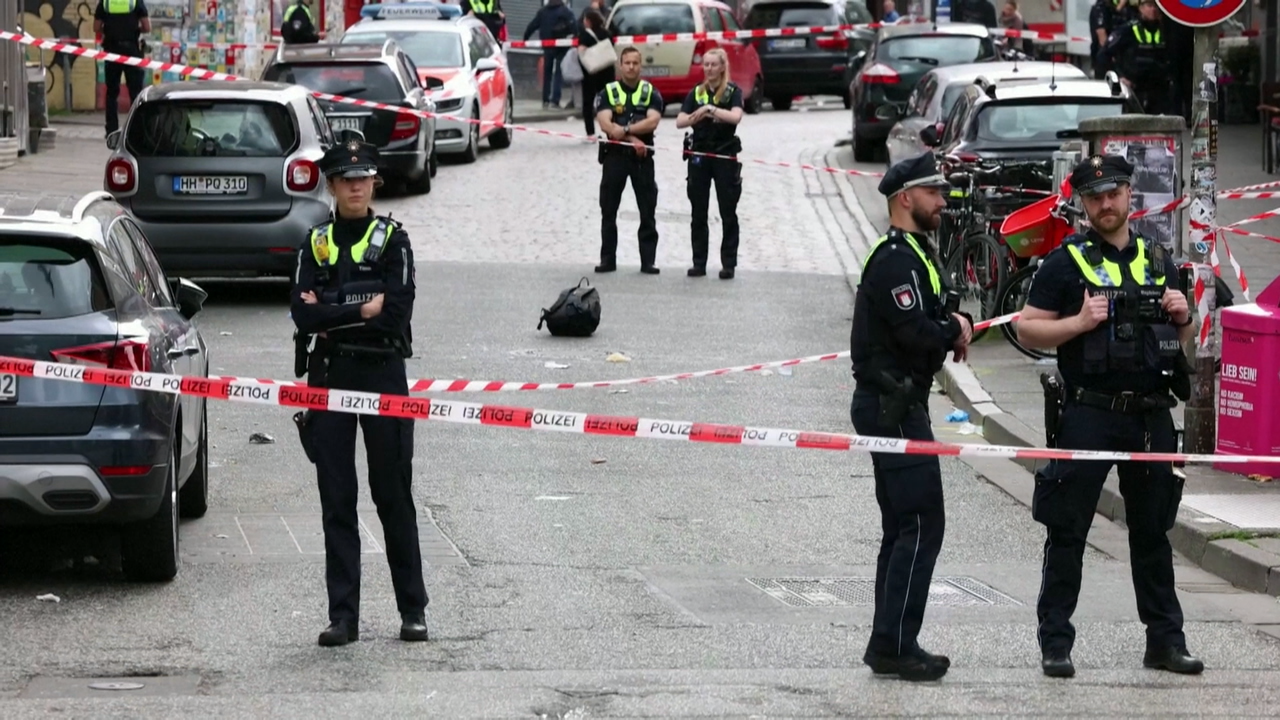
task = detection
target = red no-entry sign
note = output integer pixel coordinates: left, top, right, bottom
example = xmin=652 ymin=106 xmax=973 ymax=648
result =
xmin=1155 ymin=0 xmax=1247 ymax=27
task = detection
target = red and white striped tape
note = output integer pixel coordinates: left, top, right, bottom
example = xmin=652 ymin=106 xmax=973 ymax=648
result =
xmin=1220 ymin=179 xmax=1280 ymax=194
xmin=214 ymin=312 xmax=1022 ymax=393
xmin=1128 ymin=196 xmax=1189 ymax=220
xmin=0 ymin=353 xmax=1272 ymax=465
xmin=0 ymin=31 xmax=890 ymax=179
xmin=1219 ymin=205 xmax=1280 ymax=229
xmin=1217 ymin=191 xmax=1280 ymax=200
xmin=37 ymin=36 xmax=279 ymax=51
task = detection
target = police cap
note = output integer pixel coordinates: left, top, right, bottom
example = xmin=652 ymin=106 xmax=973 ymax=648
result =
xmin=878 ymin=152 xmax=950 ymax=198
xmin=1069 ymin=154 xmax=1134 ymax=196
xmin=319 ymin=133 xmax=380 ymax=179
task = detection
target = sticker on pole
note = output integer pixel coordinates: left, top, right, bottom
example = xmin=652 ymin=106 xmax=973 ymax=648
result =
xmin=1155 ymin=0 xmax=1246 ymax=27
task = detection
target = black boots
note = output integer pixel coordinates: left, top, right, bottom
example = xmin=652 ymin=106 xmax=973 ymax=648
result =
xmin=400 ymin=615 xmax=430 ymax=642
xmin=1143 ymin=645 xmax=1204 ymax=674
xmin=863 ymin=645 xmax=949 ymax=682
xmin=1042 ymin=650 xmax=1075 ymax=678
xmin=318 ymin=621 xmax=358 ymax=647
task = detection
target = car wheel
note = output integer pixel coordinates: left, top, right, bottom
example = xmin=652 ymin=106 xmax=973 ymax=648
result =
xmin=853 ymin=131 xmax=875 ymax=163
xmin=489 ymin=93 xmax=513 ymax=149
xmin=843 ymin=91 xmax=852 ymax=110
xmin=744 ymin=77 xmax=764 ymax=115
xmin=406 ymin=143 xmax=433 ymax=194
xmin=770 ymin=96 xmax=793 ymax=111
xmin=121 ymin=445 xmax=179 ymax=582
xmin=178 ymin=403 xmax=208 ymax=519
xmin=428 ymin=146 xmax=439 ymax=178
xmin=460 ymin=106 xmax=480 ymax=164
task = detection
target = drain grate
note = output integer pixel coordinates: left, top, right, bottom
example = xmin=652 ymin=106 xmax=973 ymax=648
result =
xmin=745 ymin=576 xmax=1022 ymax=608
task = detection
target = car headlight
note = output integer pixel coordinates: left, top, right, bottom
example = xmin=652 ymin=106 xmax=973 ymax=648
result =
xmin=435 ymin=98 xmax=464 ymax=113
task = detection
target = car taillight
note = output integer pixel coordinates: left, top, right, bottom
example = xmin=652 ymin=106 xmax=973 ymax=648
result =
xmin=99 ymin=465 xmax=152 ymax=477
xmin=390 ymin=114 xmax=420 ymax=142
xmin=51 ymin=339 xmax=150 ymax=373
xmin=692 ymin=40 xmax=711 ymax=65
xmin=105 ymin=158 xmax=135 ymax=193
xmin=286 ymin=159 xmax=319 ymax=192
xmin=815 ymin=34 xmax=848 ymax=51
xmin=862 ymin=63 xmax=900 ymax=84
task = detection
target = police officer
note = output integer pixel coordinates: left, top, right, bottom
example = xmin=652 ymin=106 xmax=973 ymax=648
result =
xmin=281 ymin=0 xmax=320 ymax=44
xmin=94 ymin=0 xmax=150 ymax=138
xmin=850 ymin=152 xmax=973 ymax=682
xmin=465 ymin=0 xmax=507 ymax=41
xmin=675 ymin=48 xmax=742 ymax=279
xmin=594 ymin=46 xmax=664 ymax=274
xmin=1090 ymin=0 xmax=1136 ymax=78
xmin=1016 ymin=154 xmax=1202 ymax=678
xmin=290 ymin=136 xmax=429 ymax=647
xmin=1101 ymin=0 xmax=1171 ymax=114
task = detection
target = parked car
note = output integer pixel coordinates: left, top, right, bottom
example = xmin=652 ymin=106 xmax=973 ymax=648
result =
xmin=262 ymin=40 xmax=440 ymax=186
xmin=105 ymin=81 xmax=333 ymax=279
xmin=881 ymin=61 xmax=1087 ymax=166
xmin=341 ymin=3 xmax=514 ymax=162
xmin=848 ymin=22 xmax=997 ymax=162
xmin=744 ymin=0 xmax=874 ymax=110
xmin=0 ymin=191 xmax=210 ymax=582
xmin=607 ymin=0 xmax=764 ymax=112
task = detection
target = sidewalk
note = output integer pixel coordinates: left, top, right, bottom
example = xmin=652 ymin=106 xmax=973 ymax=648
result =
xmin=833 ymin=124 xmax=1280 ymax=600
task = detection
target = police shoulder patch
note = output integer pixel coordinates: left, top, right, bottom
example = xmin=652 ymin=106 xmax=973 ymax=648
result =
xmin=891 ymin=283 xmax=917 ymax=311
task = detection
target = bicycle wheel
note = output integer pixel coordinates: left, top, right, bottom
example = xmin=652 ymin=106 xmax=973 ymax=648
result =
xmin=943 ymin=233 xmax=1008 ymax=343
xmin=996 ymin=264 xmax=1057 ymax=361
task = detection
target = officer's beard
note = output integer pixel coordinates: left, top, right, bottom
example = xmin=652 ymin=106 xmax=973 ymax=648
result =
xmin=910 ymin=205 xmax=942 ymax=233
xmin=1089 ymin=208 xmax=1125 ymax=235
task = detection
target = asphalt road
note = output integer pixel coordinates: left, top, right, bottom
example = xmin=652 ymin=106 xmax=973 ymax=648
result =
xmin=2 ymin=105 xmax=1280 ymax=717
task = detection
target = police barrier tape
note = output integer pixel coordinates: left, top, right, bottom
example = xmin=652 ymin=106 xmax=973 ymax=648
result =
xmin=1220 ymin=179 xmax=1280 ymax=194
xmin=0 ymin=31 xmax=890 ymax=179
xmin=215 ymin=313 xmax=1022 ymax=393
xmin=1218 ymin=191 xmax=1280 ymax=200
xmin=0 ymin=352 xmax=1275 ymax=466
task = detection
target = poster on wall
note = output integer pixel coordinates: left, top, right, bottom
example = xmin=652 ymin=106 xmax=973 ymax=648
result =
xmin=1100 ymin=135 xmax=1179 ymax=252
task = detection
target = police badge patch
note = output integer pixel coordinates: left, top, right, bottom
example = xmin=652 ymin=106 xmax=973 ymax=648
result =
xmin=891 ymin=283 xmax=916 ymax=310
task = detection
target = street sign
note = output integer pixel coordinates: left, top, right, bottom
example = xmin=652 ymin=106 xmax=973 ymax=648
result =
xmin=1155 ymin=0 xmax=1247 ymax=27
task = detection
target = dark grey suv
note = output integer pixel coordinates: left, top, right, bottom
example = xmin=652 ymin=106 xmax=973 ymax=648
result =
xmin=0 ymin=192 xmax=210 ymax=582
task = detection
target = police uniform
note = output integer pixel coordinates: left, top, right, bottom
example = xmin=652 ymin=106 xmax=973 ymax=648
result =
xmin=1090 ymin=0 xmax=1136 ymax=78
xmin=290 ymin=140 xmax=429 ymax=647
xmin=681 ymin=82 xmax=744 ymax=279
xmin=95 ymin=0 xmax=149 ymax=136
xmin=281 ymin=0 xmax=320 ymax=44
xmin=466 ymin=0 xmax=506 ymax=40
xmin=594 ymin=79 xmax=664 ymax=273
xmin=1101 ymin=1 xmax=1171 ymax=113
xmin=1025 ymin=154 xmax=1202 ymax=678
xmin=849 ymin=153 xmax=971 ymax=681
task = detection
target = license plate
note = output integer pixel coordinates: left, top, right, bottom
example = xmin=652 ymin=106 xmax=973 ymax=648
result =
xmin=640 ymin=65 xmax=670 ymax=77
xmin=770 ymin=38 xmax=806 ymax=50
xmin=173 ymin=175 xmax=248 ymax=195
xmin=330 ymin=117 xmax=365 ymax=133
xmin=0 ymin=373 xmax=15 ymax=403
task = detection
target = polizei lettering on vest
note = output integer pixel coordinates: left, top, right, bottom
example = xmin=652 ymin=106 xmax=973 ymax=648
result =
xmin=344 ymin=293 xmax=378 ymax=305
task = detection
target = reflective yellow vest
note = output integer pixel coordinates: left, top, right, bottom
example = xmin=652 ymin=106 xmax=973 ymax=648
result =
xmin=863 ymin=232 xmax=941 ymax=296
xmin=1064 ymin=236 xmax=1165 ymax=288
xmin=309 ymin=218 xmax=392 ymax=267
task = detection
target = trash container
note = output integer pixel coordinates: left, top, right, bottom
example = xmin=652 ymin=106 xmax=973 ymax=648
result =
xmin=1214 ymin=276 xmax=1280 ymax=477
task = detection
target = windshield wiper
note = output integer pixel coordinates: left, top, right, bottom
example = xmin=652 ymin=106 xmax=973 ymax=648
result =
xmin=0 ymin=307 xmax=42 ymax=316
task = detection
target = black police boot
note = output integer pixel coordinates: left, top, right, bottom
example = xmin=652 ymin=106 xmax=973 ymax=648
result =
xmin=719 ymin=269 xmax=735 ymax=279
xmin=862 ymin=649 xmax=948 ymax=681
xmin=594 ymin=260 xmax=616 ymax=273
xmin=318 ymin=620 xmax=358 ymax=647
xmin=687 ymin=266 xmax=706 ymax=277
xmin=1041 ymin=650 xmax=1075 ymax=678
xmin=911 ymin=643 xmax=950 ymax=669
xmin=640 ymin=265 xmax=660 ymax=275
xmin=1143 ymin=645 xmax=1204 ymax=674
xmin=400 ymin=614 xmax=430 ymax=642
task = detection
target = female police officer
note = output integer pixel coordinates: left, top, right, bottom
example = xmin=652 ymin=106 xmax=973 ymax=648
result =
xmin=675 ymin=48 xmax=743 ymax=279
xmin=290 ymin=136 xmax=429 ymax=647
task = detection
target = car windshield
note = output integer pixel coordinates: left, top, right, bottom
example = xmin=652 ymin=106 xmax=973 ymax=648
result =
xmin=125 ymin=101 xmax=298 ymax=157
xmin=264 ymin=62 xmax=405 ymax=103
xmin=0 ymin=239 xmax=110 ymax=319
xmin=343 ymin=31 xmax=464 ymax=68
xmin=745 ymin=3 xmax=837 ymax=28
xmin=609 ymin=4 xmax=696 ymax=34
xmin=975 ymin=100 xmax=1126 ymax=142
xmin=880 ymin=35 xmax=992 ymax=65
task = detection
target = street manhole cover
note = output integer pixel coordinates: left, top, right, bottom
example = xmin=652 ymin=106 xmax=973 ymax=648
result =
xmin=745 ymin=576 xmax=1022 ymax=608
xmin=20 ymin=675 xmax=200 ymax=699
xmin=89 ymin=681 xmax=145 ymax=691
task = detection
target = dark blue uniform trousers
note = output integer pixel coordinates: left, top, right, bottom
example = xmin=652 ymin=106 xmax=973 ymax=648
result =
xmin=1033 ymin=403 xmax=1185 ymax=654
xmin=311 ymin=354 xmax=427 ymax=624
xmin=851 ymin=389 xmax=946 ymax=657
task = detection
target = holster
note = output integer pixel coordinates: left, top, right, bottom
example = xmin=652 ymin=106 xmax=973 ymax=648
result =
xmin=1040 ymin=372 xmax=1065 ymax=448
xmin=293 ymin=411 xmax=318 ymax=464
xmin=877 ymin=371 xmax=924 ymax=427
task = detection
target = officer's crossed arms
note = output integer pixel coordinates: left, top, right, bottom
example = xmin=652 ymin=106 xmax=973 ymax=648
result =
xmin=596 ymin=48 xmax=662 ymax=158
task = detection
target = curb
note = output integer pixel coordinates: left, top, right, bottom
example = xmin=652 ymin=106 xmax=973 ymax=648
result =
xmin=936 ymin=361 xmax=1280 ymax=598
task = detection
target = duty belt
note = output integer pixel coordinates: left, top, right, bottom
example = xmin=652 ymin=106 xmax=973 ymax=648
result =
xmin=320 ymin=337 xmax=401 ymax=361
xmin=1070 ymin=387 xmax=1175 ymax=414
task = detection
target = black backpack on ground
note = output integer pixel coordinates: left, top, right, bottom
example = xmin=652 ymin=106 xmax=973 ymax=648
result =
xmin=538 ymin=277 xmax=601 ymax=337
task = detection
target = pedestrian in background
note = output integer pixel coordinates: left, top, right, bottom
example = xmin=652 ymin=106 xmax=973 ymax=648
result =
xmin=676 ymin=48 xmax=743 ymax=279
xmin=999 ymin=0 xmax=1030 ymax=55
xmin=594 ymin=46 xmax=663 ymax=274
xmin=280 ymin=0 xmax=320 ymax=44
xmin=524 ymin=0 xmax=578 ymax=108
xmin=849 ymin=152 xmax=972 ymax=682
xmin=95 ymin=0 xmax=150 ymax=139
xmin=577 ymin=8 xmax=616 ymax=138
xmin=882 ymin=0 xmax=900 ymax=22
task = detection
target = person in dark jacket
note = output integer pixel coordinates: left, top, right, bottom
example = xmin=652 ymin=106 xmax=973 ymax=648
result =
xmin=577 ymin=8 xmax=615 ymax=136
xmin=94 ymin=0 xmax=150 ymax=138
xmin=524 ymin=0 xmax=578 ymax=107
xmin=465 ymin=0 xmax=506 ymax=40
xmin=280 ymin=0 xmax=320 ymax=44
xmin=953 ymin=0 xmax=998 ymax=27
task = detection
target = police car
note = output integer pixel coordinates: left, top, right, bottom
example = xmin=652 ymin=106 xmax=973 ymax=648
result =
xmin=342 ymin=2 xmax=514 ymax=163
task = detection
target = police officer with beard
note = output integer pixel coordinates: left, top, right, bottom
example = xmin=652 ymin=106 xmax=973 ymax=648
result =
xmin=1017 ymin=155 xmax=1201 ymax=679
xmin=291 ymin=136 xmax=429 ymax=648
xmin=850 ymin=152 xmax=973 ymax=682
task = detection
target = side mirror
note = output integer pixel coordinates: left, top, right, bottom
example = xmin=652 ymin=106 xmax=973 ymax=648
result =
xmin=874 ymin=103 xmax=902 ymax=122
xmin=919 ymin=124 xmax=940 ymax=147
xmin=171 ymin=277 xmax=208 ymax=320
xmin=421 ymin=75 xmax=445 ymax=91
xmin=106 ymin=130 xmax=121 ymax=150
xmin=475 ymin=57 xmax=500 ymax=74
xmin=852 ymin=50 xmax=867 ymax=67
